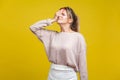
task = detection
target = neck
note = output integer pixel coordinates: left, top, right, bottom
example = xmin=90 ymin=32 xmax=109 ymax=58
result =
xmin=59 ymin=23 xmax=73 ymax=32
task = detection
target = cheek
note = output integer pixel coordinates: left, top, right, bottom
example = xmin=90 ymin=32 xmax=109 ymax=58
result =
xmin=61 ymin=16 xmax=68 ymax=22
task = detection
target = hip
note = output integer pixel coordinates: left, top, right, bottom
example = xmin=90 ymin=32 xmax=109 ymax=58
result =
xmin=48 ymin=63 xmax=77 ymax=80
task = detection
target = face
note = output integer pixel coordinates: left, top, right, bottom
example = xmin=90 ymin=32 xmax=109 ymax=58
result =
xmin=56 ymin=9 xmax=72 ymax=24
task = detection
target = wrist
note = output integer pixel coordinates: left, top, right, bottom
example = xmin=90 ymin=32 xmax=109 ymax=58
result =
xmin=51 ymin=18 xmax=56 ymax=23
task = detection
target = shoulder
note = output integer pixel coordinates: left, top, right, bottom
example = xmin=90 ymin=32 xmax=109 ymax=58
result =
xmin=77 ymin=33 xmax=87 ymax=45
xmin=76 ymin=32 xmax=86 ymax=40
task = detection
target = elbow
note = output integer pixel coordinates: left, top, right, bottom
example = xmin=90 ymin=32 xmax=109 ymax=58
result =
xmin=29 ymin=25 xmax=33 ymax=30
xmin=29 ymin=26 xmax=32 ymax=30
xmin=29 ymin=26 xmax=36 ymax=32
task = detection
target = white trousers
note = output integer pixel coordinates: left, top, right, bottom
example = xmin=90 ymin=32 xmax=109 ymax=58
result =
xmin=48 ymin=63 xmax=77 ymax=80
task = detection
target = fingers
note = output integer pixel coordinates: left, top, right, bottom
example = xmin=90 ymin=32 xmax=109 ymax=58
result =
xmin=52 ymin=10 xmax=60 ymax=22
xmin=56 ymin=10 xmax=62 ymax=16
xmin=52 ymin=9 xmax=63 ymax=23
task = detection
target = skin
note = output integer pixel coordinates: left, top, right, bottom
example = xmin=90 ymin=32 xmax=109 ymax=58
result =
xmin=51 ymin=9 xmax=75 ymax=33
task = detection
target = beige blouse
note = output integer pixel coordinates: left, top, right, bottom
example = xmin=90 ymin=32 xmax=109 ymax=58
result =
xmin=30 ymin=19 xmax=88 ymax=80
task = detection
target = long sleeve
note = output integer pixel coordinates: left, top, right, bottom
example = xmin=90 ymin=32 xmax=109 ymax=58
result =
xmin=78 ymin=34 xmax=88 ymax=80
xmin=29 ymin=19 xmax=58 ymax=57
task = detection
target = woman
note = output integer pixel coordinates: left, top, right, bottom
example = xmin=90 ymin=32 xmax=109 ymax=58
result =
xmin=30 ymin=7 xmax=88 ymax=80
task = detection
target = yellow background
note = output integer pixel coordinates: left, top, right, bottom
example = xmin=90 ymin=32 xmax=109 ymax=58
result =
xmin=0 ymin=0 xmax=120 ymax=80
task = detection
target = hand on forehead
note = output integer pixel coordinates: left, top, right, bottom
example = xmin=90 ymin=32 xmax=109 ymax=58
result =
xmin=56 ymin=9 xmax=66 ymax=16
xmin=60 ymin=9 xmax=65 ymax=13
xmin=57 ymin=9 xmax=65 ymax=13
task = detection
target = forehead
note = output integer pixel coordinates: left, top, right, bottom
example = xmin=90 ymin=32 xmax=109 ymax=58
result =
xmin=60 ymin=9 xmax=67 ymax=13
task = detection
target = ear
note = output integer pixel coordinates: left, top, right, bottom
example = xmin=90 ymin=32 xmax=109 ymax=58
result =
xmin=68 ymin=18 xmax=73 ymax=23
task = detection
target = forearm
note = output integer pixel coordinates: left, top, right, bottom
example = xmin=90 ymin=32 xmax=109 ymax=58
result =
xmin=80 ymin=72 xmax=88 ymax=80
xmin=29 ymin=19 xmax=54 ymax=32
xmin=79 ymin=56 xmax=88 ymax=80
xmin=79 ymin=54 xmax=88 ymax=80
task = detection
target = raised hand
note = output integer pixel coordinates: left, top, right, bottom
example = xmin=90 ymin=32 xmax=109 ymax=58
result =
xmin=51 ymin=10 xmax=61 ymax=23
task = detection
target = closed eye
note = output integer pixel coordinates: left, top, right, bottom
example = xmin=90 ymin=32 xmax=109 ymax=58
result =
xmin=62 ymin=13 xmax=65 ymax=16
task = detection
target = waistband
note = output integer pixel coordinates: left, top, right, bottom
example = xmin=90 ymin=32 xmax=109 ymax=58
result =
xmin=50 ymin=63 xmax=74 ymax=71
